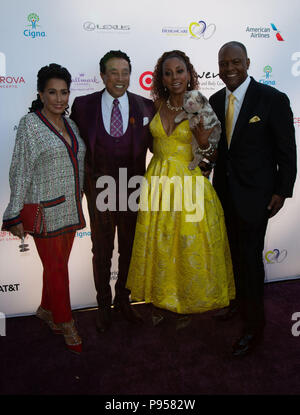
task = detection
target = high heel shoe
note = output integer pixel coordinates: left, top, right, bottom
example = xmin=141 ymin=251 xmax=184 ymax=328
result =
xmin=36 ymin=306 xmax=62 ymax=334
xmin=58 ymin=319 xmax=82 ymax=355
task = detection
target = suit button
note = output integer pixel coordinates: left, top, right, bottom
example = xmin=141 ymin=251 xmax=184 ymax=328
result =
xmin=115 ymin=139 xmax=120 ymax=143
xmin=226 ymin=171 xmax=230 ymax=176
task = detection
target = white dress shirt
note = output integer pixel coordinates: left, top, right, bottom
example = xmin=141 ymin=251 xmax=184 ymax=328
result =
xmin=225 ymin=75 xmax=251 ymax=142
xmin=101 ymin=89 xmax=129 ymax=135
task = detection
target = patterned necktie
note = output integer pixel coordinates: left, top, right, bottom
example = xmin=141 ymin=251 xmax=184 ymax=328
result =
xmin=110 ymin=98 xmax=123 ymax=137
xmin=225 ymin=93 xmax=236 ymax=147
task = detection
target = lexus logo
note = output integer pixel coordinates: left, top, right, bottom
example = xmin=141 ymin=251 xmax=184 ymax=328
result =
xmin=83 ymin=21 xmax=95 ymax=31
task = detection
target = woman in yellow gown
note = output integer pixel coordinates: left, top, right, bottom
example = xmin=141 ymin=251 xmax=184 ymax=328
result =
xmin=126 ymin=51 xmax=235 ymax=314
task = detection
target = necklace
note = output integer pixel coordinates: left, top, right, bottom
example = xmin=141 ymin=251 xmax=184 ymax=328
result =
xmin=42 ymin=110 xmax=64 ymax=135
xmin=166 ymin=98 xmax=182 ymax=112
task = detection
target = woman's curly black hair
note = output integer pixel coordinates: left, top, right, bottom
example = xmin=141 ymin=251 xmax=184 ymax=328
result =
xmin=151 ymin=50 xmax=199 ymax=102
xmin=29 ymin=63 xmax=72 ymax=114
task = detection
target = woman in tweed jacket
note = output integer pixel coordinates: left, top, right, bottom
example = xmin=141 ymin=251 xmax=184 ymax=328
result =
xmin=2 ymin=64 xmax=86 ymax=354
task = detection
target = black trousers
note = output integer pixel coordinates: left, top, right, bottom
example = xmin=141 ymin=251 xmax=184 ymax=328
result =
xmin=224 ymin=194 xmax=269 ymax=332
xmin=90 ymin=208 xmax=138 ymax=308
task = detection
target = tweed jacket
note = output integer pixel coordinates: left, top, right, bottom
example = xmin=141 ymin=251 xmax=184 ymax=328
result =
xmin=2 ymin=111 xmax=86 ymax=237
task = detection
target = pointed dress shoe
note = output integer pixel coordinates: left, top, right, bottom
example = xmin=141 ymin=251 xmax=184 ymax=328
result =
xmin=232 ymin=331 xmax=263 ymax=357
xmin=96 ymin=307 xmax=112 ymax=333
xmin=114 ymin=301 xmax=143 ymax=324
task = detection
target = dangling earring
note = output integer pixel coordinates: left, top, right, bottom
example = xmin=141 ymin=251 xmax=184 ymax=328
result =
xmin=187 ymin=82 xmax=191 ymax=89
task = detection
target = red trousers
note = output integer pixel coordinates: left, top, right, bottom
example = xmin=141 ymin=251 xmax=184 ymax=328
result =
xmin=34 ymin=232 xmax=75 ymax=324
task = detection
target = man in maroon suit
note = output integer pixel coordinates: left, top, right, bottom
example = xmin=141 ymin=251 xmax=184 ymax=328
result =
xmin=71 ymin=50 xmax=155 ymax=333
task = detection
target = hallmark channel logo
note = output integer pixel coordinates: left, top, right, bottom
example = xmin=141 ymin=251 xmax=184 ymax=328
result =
xmin=71 ymin=72 xmax=100 ymax=92
xmin=83 ymin=21 xmax=130 ymax=33
xmin=0 ymin=52 xmax=26 ymax=89
xmin=291 ymin=52 xmax=300 ymax=77
xmin=162 ymin=19 xmax=216 ymax=40
xmin=259 ymin=65 xmax=276 ymax=86
xmin=24 ymin=13 xmax=46 ymax=39
xmin=264 ymin=248 xmax=287 ymax=264
xmin=246 ymin=23 xmax=284 ymax=41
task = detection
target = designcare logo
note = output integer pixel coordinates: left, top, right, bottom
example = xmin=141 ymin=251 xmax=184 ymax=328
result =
xmin=24 ymin=13 xmax=46 ymax=39
xmin=264 ymin=248 xmax=287 ymax=264
xmin=162 ymin=19 xmax=216 ymax=40
xmin=83 ymin=21 xmax=130 ymax=33
xmin=0 ymin=52 xmax=26 ymax=89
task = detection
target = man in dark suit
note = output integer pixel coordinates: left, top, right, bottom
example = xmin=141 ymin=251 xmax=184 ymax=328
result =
xmin=209 ymin=41 xmax=297 ymax=356
xmin=71 ymin=50 xmax=155 ymax=332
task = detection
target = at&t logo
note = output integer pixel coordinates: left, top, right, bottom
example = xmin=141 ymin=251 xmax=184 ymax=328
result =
xmin=264 ymin=248 xmax=287 ymax=264
xmin=24 ymin=13 xmax=46 ymax=39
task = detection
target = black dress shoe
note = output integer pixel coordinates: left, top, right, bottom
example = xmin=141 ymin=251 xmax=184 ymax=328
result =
xmin=114 ymin=301 xmax=143 ymax=324
xmin=214 ymin=304 xmax=239 ymax=321
xmin=232 ymin=331 xmax=263 ymax=357
xmin=96 ymin=307 xmax=112 ymax=333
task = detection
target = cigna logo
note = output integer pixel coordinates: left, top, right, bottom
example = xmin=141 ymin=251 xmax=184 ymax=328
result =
xmin=264 ymin=248 xmax=287 ymax=264
xmin=24 ymin=13 xmax=46 ymax=39
xmin=259 ymin=65 xmax=276 ymax=86
xmin=0 ymin=52 xmax=25 ymax=89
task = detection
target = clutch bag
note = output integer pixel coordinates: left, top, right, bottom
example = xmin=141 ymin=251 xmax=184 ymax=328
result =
xmin=20 ymin=203 xmax=46 ymax=235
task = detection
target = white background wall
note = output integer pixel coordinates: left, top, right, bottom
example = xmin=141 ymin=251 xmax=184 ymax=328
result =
xmin=1 ymin=0 xmax=299 ymax=316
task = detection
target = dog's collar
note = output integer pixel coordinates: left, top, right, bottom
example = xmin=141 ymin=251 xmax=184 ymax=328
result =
xmin=183 ymin=108 xmax=200 ymax=116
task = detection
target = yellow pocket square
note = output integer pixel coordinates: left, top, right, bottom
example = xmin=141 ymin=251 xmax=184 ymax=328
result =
xmin=249 ymin=115 xmax=261 ymax=123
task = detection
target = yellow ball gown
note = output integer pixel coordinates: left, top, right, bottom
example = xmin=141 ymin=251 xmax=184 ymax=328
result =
xmin=126 ymin=112 xmax=235 ymax=314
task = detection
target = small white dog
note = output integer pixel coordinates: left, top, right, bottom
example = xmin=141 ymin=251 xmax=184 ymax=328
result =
xmin=175 ymin=90 xmax=221 ymax=170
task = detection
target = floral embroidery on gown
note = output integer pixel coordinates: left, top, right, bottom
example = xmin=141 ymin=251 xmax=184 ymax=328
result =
xmin=126 ymin=111 xmax=235 ymax=314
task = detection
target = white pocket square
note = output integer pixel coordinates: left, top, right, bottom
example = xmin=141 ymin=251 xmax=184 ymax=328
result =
xmin=143 ymin=117 xmax=149 ymax=126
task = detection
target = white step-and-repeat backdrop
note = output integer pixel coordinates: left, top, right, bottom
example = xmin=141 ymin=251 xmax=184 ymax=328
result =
xmin=1 ymin=0 xmax=299 ymax=317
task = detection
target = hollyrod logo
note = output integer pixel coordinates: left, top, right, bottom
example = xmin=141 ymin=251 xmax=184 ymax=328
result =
xmin=0 ymin=52 xmax=25 ymax=89
xmin=24 ymin=13 xmax=46 ymax=38
xmin=95 ymin=168 xmax=204 ymax=222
